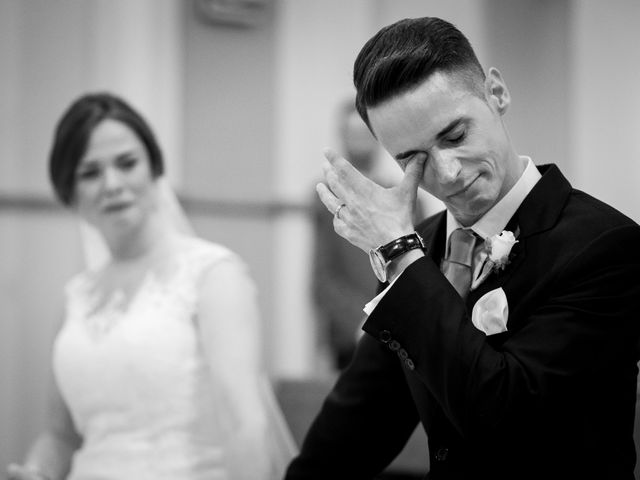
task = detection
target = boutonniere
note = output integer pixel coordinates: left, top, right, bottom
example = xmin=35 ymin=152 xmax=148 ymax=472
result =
xmin=484 ymin=230 xmax=519 ymax=273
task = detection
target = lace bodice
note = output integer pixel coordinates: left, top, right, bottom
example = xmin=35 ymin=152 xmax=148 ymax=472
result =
xmin=54 ymin=238 xmax=251 ymax=480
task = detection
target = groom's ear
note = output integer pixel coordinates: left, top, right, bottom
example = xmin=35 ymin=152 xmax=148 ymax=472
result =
xmin=485 ymin=67 xmax=511 ymax=115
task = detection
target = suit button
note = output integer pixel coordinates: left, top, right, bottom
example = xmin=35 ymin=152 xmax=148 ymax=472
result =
xmin=405 ymin=358 xmax=415 ymax=370
xmin=398 ymin=348 xmax=408 ymax=360
xmin=379 ymin=330 xmax=392 ymax=343
xmin=435 ymin=447 xmax=449 ymax=461
xmin=388 ymin=340 xmax=401 ymax=351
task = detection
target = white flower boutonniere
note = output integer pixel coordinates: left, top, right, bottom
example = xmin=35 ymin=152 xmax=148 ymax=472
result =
xmin=484 ymin=230 xmax=518 ymax=272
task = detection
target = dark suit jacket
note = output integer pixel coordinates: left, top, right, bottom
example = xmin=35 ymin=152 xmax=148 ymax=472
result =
xmin=285 ymin=164 xmax=640 ymax=480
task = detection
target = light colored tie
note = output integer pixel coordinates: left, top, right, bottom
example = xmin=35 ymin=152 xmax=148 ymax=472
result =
xmin=441 ymin=228 xmax=477 ymax=299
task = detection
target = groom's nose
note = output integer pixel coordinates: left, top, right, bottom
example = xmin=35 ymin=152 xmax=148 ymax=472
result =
xmin=431 ymin=150 xmax=461 ymax=184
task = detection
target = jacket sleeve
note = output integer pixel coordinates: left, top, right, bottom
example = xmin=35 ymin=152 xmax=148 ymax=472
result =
xmin=363 ymin=223 xmax=640 ymax=441
xmin=284 ymin=334 xmax=420 ymax=479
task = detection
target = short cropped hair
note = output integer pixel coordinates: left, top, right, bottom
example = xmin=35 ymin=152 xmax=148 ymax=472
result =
xmin=49 ymin=92 xmax=164 ymax=206
xmin=353 ymin=17 xmax=486 ymax=130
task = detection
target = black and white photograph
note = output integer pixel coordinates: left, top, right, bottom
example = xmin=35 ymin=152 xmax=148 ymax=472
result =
xmin=1 ymin=1 xmax=639 ymax=479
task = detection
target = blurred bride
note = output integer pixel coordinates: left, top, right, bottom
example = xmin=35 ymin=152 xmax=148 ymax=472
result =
xmin=7 ymin=92 xmax=296 ymax=480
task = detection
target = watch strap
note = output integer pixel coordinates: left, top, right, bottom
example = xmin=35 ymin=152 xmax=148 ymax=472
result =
xmin=377 ymin=232 xmax=425 ymax=263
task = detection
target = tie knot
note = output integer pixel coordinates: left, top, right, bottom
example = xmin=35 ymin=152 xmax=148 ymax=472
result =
xmin=447 ymin=228 xmax=476 ymax=267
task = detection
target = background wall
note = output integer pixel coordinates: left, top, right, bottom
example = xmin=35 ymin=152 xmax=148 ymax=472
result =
xmin=569 ymin=0 xmax=640 ymax=221
xmin=1 ymin=0 xmax=639 ymax=471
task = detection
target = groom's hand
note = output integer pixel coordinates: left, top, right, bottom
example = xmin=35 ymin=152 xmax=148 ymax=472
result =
xmin=316 ymin=148 xmax=426 ymax=252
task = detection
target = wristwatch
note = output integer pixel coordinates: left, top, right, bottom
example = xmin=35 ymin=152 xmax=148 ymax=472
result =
xmin=368 ymin=232 xmax=425 ymax=283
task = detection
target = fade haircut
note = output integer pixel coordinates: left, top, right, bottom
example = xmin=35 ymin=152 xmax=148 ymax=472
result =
xmin=354 ymin=17 xmax=486 ymax=130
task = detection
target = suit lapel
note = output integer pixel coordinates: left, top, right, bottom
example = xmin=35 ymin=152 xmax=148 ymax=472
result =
xmin=467 ymin=239 xmax=526 ymax=306
xmin=513 ymin=164 xmax=572 ymax=239
xmin=467 ymin=164 xmax=572 ymax=306
xmin=413 ymin=164 xmax=572 ymax=308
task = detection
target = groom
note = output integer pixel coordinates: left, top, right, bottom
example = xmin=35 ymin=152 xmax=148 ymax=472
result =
xmin=285 ymin=16 xmax=640 ymax=480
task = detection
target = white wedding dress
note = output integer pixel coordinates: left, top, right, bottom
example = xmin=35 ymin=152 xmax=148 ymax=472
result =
xmin=53 ymin=237 xmax=296 ymax=480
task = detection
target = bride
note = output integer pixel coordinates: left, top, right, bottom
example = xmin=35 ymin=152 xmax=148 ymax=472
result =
xmin=7 ymin=92 xmax=296 ymax=480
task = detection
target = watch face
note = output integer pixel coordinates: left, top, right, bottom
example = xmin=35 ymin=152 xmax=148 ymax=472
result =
xmin=368 ymin=248 xmax=387 ymax=283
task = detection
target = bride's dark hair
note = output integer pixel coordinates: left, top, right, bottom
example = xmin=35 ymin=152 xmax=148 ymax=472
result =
xmin=49 ymin=92 xmax=164 ymax=206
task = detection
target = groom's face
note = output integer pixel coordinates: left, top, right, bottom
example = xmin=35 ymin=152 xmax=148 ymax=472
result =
xmin=368 ymin=69 xmax=520 ymax=227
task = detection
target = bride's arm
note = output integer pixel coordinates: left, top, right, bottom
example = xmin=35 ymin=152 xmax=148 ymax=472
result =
xmin=196 ymin=255 xmax=281 ymax=479
xmin=8 ymin=367 xmax=82 ymax=480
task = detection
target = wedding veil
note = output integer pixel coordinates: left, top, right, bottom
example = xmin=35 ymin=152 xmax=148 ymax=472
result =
xmin=78 ymin=176 xmax=194 ymax=270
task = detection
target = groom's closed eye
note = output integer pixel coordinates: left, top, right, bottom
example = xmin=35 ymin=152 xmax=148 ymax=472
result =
xmin=396 ymin=152 xmax=424 ymax=171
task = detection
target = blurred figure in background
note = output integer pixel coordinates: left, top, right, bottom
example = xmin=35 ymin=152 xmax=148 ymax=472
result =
xmin=7 ymin=93 xmax=296 ymax=480
xmin=311 ymin=98 xmax=425 ymax=371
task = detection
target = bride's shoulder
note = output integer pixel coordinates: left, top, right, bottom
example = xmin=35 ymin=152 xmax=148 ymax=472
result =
xmin=173 ymin=235 xmax=244 ymax=270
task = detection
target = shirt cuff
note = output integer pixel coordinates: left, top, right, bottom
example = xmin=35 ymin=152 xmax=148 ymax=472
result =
xmin=363 ymin=274 xmax=401 ymax=316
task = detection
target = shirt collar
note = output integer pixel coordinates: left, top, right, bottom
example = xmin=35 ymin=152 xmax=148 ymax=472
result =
xmin=446 ymin=156 xmax=541 ymax=241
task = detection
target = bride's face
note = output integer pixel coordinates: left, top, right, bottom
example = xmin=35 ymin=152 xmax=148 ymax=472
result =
xmin=73 ymin=118 xmax=158 ymax=234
